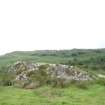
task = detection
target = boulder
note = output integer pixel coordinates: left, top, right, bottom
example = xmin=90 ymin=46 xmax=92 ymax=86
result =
xmin=9 ymin=61 xmax=92 ymax=88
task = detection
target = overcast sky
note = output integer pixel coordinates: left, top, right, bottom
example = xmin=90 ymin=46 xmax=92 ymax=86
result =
xmin=0 ymin=0 xmax=105 ymax=55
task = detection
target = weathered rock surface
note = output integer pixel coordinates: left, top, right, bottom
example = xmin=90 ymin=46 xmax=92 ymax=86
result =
xmin=9 ymin=61 xmax=92 ymax=88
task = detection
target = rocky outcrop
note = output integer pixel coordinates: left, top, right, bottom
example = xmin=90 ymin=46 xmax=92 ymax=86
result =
xmin=9 ymin=61 xmax=92 ymax=88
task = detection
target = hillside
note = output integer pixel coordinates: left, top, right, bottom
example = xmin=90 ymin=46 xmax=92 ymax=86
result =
xmin=0 ymin=49 xmax=105 ymax=105
xmin=0 ymin=49 xmax=105 ymax=73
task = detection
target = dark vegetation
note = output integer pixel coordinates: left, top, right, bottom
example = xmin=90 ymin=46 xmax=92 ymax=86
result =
xmin=0 ymin=49 xmax=105 ymax=87
xmin=0 ymin=49 xmax=105 ymax=71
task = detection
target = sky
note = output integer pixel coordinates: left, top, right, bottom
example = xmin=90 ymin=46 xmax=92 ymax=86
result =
xmin=0 ymin=0 xmax=105 ymax=55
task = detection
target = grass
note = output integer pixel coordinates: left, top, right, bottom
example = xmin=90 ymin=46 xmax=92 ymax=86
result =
xmin=0 ymin=84 xmax=105 ymax=105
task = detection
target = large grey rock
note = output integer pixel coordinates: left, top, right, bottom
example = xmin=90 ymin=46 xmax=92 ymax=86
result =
xmin=9 ymin=61 xmax=92 ymax=88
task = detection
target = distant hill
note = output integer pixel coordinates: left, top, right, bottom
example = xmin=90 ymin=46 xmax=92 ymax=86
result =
xmin=0 ymin=49 xmax=105 ymax=73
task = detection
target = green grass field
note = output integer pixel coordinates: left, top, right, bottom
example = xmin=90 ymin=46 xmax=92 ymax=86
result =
xmin=0 ymin=84 xmax=105 ymax=105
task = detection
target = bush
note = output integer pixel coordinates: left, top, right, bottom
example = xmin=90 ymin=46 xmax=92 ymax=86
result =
xmin=51 ymin=78 xmax=66 ymax=88
xmin=1 ymin=80 xmax=12 ymax=86
xmin=74 ymin=81 xmax=91 ymax=89
xmin=96 ymin=78 xmax=105 ymax=86
xmin=0 ymin=66 xmax=15 ymax=86
xmin=29 ymin=65 xmax=50 ymax=86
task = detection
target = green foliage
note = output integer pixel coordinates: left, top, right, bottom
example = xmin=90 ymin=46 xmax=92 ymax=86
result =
xmin=29 ymin=65 xmax=50 ymax=86
xmin=1 ymin=49 xmax=105 ymax=73
xmin=74 ymin=81 xmax=91 ymax=89
xmin=96 ymin=78 xmax=105 ymax=86
xmin=1 ymin=49 xmax=105 ymax=87
xmin=0 ymin=66 xmax=14 ymax=86
xmin=51 ymin=78 xmax=66 ymax=88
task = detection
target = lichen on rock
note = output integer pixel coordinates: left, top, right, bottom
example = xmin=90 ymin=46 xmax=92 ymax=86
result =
xmin=9 ymin=61 xmax=92 ymax=88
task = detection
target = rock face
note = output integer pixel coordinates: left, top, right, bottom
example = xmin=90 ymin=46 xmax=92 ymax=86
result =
xmin=9 ymin=61 xmax=92 ymax=88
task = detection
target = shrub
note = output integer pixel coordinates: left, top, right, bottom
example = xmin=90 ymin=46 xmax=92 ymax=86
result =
xmin=2 ymin=80 xmax=12 ymax=86
xmin=0 ymin=66 xmax=14 ymax=86
xmin=96 ymin=78 xmax=105 ymax=86
xmin=74 ymin=81 xmax=91 ymax=89
xmin=29 ymin=66 xmax=50 ymax=86
xmin=51 ymin=78 xmax=66 ymax=88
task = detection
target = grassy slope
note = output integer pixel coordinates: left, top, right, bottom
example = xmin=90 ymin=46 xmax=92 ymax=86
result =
xmin=0 ymin=49 xmax=105 ymax=73
xmin=0 ymin=49 xmax=105 ymax=63
xmin=0 ymin=84 xmax=105 ymax=105
xmin=0 ymin=49 xmax=105 ymax=105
